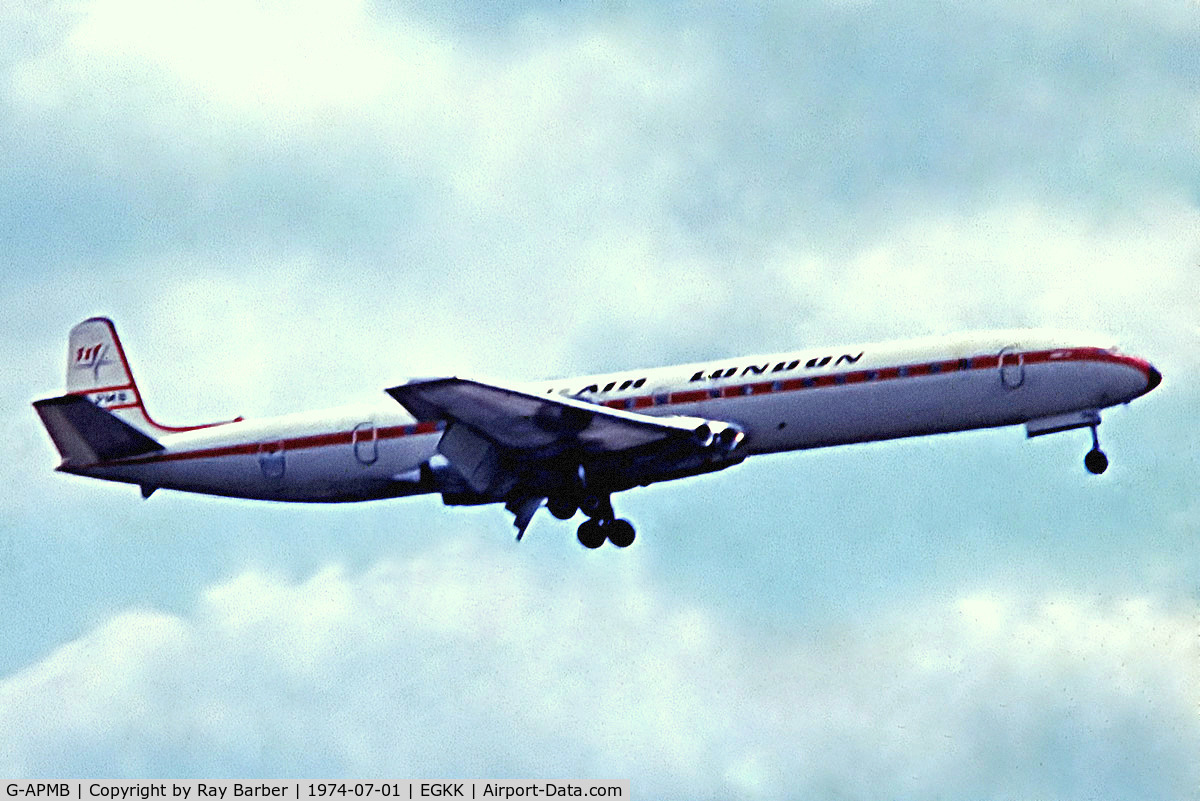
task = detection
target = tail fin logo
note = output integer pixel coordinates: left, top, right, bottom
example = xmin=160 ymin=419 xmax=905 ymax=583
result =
xmin=73 ymin=343 xmax=113 ymax=381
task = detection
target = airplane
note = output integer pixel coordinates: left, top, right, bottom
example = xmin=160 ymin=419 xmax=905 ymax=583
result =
xmin=34 ymin=318 xmax=1161 ymax=549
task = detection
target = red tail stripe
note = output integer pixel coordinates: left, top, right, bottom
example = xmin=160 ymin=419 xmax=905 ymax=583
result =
xmin=74 ymin=383 xmax=136 ymax=395
xmin=88 ymin=318 xmax=232 ymax=433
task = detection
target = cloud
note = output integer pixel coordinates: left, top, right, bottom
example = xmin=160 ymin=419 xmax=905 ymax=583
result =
xmin=3 ymin=0 xmax=712 ymax=256
xmin=1 ymin=0 xmax=735 ymax=378
xmin=3 ymin=0 xmax=1196 ymax=378
xmin=766 ymin=197 xmax=1200 ymax=362
xmin=9 ymin=0 xmax=1196 ymax=276
xmin=2 ymin=540 xmax=1197 ymax=798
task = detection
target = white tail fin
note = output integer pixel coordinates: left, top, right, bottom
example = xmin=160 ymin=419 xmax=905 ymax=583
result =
xmin=64 ymin=317 xmax=229 ymax=434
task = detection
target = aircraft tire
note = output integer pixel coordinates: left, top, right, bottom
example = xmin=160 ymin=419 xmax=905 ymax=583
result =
xmin=577 ymin=519 xmax=606 ymax=549
xmin=579 ymin=494 xmax=611 ymax=519
xmin=607 ymin=519 xmax=636 ymax=548
xmin=547 ymin=496 xmax=577 ymax=520
xmin=1085 ymin=448 xmax=1109 ymax=475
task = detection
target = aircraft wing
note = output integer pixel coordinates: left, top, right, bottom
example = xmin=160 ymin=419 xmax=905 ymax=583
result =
xmin=385 ymin=377 xmax=745 ymax=500
xmin=386 ymin=377 xmax=708 ymax=455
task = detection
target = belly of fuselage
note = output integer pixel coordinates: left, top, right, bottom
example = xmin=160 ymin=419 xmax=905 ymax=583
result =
xmin=83 ymin=428 xmax=443 ymax=502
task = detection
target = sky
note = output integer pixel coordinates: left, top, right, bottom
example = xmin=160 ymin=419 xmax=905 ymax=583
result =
xmin=2 ymin=0 xmax=1199 ymax=796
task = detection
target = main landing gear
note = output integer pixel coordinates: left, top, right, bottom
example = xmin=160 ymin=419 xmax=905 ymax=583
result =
xmin=549 ymin=492 xmax=637 ymax=549
xmin=1084 ymin=424 xmax=1108 ymax=475
xmin=576 ymin=517 xmax=636 ymax=550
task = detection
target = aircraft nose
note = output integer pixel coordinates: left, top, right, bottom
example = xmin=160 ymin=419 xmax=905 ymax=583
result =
xmin=1145 ymin=364 xmax=1162 ymax=393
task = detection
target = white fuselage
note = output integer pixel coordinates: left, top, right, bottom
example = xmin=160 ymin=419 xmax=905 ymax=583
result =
xmin=65 ymin=329 xmax=1160 ymax=503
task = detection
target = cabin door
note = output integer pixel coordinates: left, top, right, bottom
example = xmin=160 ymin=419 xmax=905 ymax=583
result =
xmin=352 ymin=422 xmax=378 ymax=465
xmin=998 ymin=345 xmax=1025 ymax=389
xmin=257 ymin=440 xmax=286 ymax=479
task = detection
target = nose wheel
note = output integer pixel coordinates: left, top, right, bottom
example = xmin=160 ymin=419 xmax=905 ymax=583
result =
xmin=1084 ymin=425 xmax=1108 ymax=475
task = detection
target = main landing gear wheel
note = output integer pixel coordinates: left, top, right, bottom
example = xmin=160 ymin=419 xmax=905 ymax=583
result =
xmin=1084 ymin=425 xmax=1108 ymax=475
xmin=607 ymin=519 xmax=636 ymax=548
xmin=576 ymin=517 xmax=636 ymax=549
xmin=577 ymin=519 xmax=606 ymax=549
xmin=547 ymin=496 xmax=578 ymax=520
xmin=574 ymin=486 xmax=636 ymax=549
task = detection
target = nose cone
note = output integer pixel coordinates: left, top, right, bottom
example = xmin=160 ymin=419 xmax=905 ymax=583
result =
xmin=1145 ymin=365 xmax=1162 ymax=393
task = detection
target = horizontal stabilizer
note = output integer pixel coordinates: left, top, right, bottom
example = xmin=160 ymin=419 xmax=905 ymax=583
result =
xmin=33 ymin=394 xmax=164 ymax=465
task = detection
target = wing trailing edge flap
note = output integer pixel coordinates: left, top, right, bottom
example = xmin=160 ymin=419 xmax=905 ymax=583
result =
xmin=437 ymin=421 xmax=517 ymax=496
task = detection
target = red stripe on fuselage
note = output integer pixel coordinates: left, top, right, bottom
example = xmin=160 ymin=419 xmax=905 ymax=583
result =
xmin=96 ymin=347 xmax=1155 ymax=469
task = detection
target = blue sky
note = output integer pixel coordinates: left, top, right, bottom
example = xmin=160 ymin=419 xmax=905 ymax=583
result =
xmin=2 ymin=0 xmax=1199 ymax=796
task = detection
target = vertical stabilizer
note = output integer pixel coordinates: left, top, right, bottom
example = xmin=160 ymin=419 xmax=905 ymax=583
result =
xmin=64 ymin=317 xmax=220 ymax=434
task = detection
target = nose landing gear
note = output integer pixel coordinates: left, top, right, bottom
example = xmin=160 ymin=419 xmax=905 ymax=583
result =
xmin=1024 ymin=410 xmax=1113 ymax=476
xmin=1084 ymin=425 xmax=1108 ymax=475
